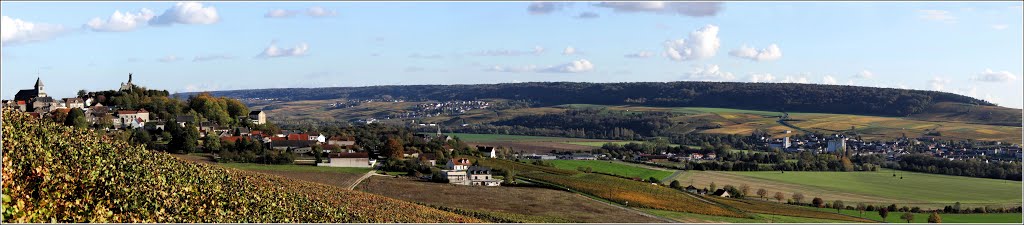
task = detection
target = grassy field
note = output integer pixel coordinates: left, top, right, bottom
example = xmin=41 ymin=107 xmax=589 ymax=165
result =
xmin=356 ymin=176 xmax=665 ymax=223
xmin=548 ymin=160 xmax=674 ymax=180
xmin=806 ymin=206 xmax=1022 ymax=223
xmin=642 ymin=209 xmax=854 ymax=223
xmin=675 ymin=170 xmax=1022 ymax=209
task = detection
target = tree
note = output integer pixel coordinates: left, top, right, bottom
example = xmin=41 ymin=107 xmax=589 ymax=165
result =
xmin=170 ymin=122 xmax=199 ymax=154
xmin=833 ymin=200 xmax=844 ymax=213
xmin=670 ymin=180 xmax=681 ymax=189
xmin=739 ymin=184 xmax=750 ymax=197
xmin=888 ymin=204 xmax=898 ymax=212
xmin=757 ymin=188 xmax=767 ymax=200
xmin=857 ymin=203 xmax=867 ymax=217
xmin=64 ymin=108 xmax=89 ymax=128
xmin=774 ymin=192 xmax=785 ymax=202
xmin=384 ymin=137 xmax=405 ymax=159
xmin=648 ymin=176 xmax=660 ymax=184
xmin=900 ymin=212 xmax=915 ymax=223
xmin=203 ymin=135 xmax=221 ymax=153
xmin=812 ymin=197 xmax=825 ymax=208
xmin=709 ymin=182 xmax=717 ymax=191
xmin=312 ymin=144 xmax=323 ymax=163
xmin=879 ymin=208 xmax=890 ymax=222
xmin=927 ymin=212 xmax=941 ymax=223
xmin=504 ymin=169 xmax=516 ymax=184
xmin=792 ymin=192 xmax=805 ymax=204
xmin=77 ymin=89 xmax=88 ymax=97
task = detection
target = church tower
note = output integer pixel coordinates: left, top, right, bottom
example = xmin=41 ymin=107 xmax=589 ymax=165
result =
xmin=34 ymin=77 xmax=46 ymax=97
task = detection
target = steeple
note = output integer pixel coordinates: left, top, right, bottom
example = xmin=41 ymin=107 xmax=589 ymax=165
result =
xmin=436 ymin=125 xmax=442 ymax=136
xmin=128 ymin=73 xmax=133 ymax=83
xmin=34 ymin=77 xmax=43 ymax=90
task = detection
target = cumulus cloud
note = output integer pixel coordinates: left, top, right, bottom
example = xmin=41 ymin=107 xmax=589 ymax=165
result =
xmin=780 ymin=75 xmax=810 ymax=84
xmin=85 ymin=9 xmax=156 ymax=32
xmin=541 ymin=59 xmax=594 ymax=73
xmin=595 ymin=1 xmax=722 ymax=17
xmin=158 ymin=55 xmax=181 ymax=62
xmin=563 ymin=46 xmax=576 ymax=55
xmin=256 ymin=41 xmax=309 ymax=58
xmin=306 ymin=6 xmax=338 ymax=17
xmin=486 ymin=59 xmax=594 ymax=73
xmin=729 ymin=44 xmax=782 ymax=61
xmin=1 ymin=16 xmax=68 ymax=46
xmin=683 ymin=64 xmax=734 ymax=81
xmin=528 ymin=2 xmax=571 ymax=15
xmin=928 ymin=77 xmax=950 ymax=91
xmin=747 ymin=73 xmax=775 ymax=83
xmin=822 ymin=75 xmax=838 ymax=85
xmin=473 ymin=46 xmax=544 ymax=56
xmin=624 ymin=51 xmax=653 ymax=58
xmin=193 ymin=54 xmax=235 ymax=62
xmin=854 ymin=70 xmax=874 ymax=79
xmin=150 ymin=2 xmax=220 ymax=26
xmin=665 ymin=25 xmax=720 ymax=61
xmin=971 ymin=69 xmax=1017 ymax=82
xmin=265 ymin=9 xmax=300 ymax=18
xmin=918 ymin=9 xmax=955 ymax=22
xmin=576 ymin=12 xmax=600 ymax=19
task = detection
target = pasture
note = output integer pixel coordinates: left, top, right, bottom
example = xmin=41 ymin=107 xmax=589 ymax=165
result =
xmin=548 ymin=160 xmax=674 ymax=181
xmin=675 ymin=170 xmax=1022 ymax=209
xmin=807 ymin=207 xmax=1022 ymax=223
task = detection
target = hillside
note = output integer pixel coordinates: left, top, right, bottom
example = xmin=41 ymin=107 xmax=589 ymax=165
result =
xmin=178 ymin=82 xmax=1015 ymax=123
xmin=909 ymin=102 xmax=1022 ymax=127
xmin=0 ymin=110 xmax=480 ymax=223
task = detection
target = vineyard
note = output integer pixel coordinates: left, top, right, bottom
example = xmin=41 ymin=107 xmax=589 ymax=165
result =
xmin=1 ymin=110 xmax=481 ymax=223
xmin=477 ymin=158 xmax=747 ymax=218
xmin=706 ymin=196 xmax=877 ymax=222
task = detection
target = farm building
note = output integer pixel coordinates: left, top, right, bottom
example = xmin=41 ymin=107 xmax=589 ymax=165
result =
xmin=317 ymin=152 xmax=375 ymax=168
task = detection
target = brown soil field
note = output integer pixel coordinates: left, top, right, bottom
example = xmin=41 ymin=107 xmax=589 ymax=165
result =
xmin=356 ymin=176 xmax=667 ymax=223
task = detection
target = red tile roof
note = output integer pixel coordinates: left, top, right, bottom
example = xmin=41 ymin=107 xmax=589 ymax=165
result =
xmin=451 ymin=158 xmax=472 ymax=166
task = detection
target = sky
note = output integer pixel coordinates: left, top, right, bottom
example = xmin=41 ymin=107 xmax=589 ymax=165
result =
xmin=2 ymin=1 xmax=1022 ymax=108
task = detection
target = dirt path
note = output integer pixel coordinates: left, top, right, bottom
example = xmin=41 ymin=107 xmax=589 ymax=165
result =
xmin=663 ymin=170 xmax=685 ymax=184
xmin=346 ymin=171 xmax=376 ymax=190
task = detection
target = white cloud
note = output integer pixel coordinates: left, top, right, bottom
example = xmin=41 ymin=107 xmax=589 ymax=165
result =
xmin=624 ymin=51 xmax=653 ymax=58
xmin=971 ymin=69 xmax=1017 ymax=82
xmin=306 ymin=6 xmax=338 ymax=17
xmin=563 ymin=46 xmax=576 ymax=55
xmin=747 ymin=73 xmax=775 ymax=83
xmin=158 ymin=55 xmax=181 ymax=62
xmin=487 ymin=59 xmax=594 ymax=73
xmin=473 ymin=46 xmax=545 ymax=56
xmin=265 ymin=9 xmax=300 ymax=18
xmin=576 ymin=12 xmax=600 ymax=19
xmin=528 ymin=2 xmax=571 ymax=15
xmin=486 ymin=65 xmax=539 ymax=73
xmin=928 ymin=77 xmax=950 ymax=91
xmin=257 ymin=41 xmax=309 ymax=58
xmin=729 ymin=44 xmax=782 ymax=61
xmin=918 ymin=9 xmax=955 ymax=23
xmin=665 ymin=25 xmax=720 ymax=61
xmin=991 ymin=24 xmax=1009 ymax=30
xmin=683 ymin=64 xmax=734 ymax=81
xmin=409 ymin=53 xmax=444 ymax=59
xmin=541 ymin=59 xmax=594 ymax=73
xmin=822 ymin=75 xmax=838 ymax=85
xmin=780 ymin=75 xmax=810 ymax=84
xmin=595 ymin=2 xmax=722 ymax=17
xmin=150 ymin=2 xmax=220 ymax=26
xmin=854 ymin=70 xmax=874 ymax=79
xmin=1 ymin=16 xmax=68 ymax=46
xmin=85 ymin=9 xmax=155 ymax=32
xmin=193 ymin=54 xmax=235 ymax=62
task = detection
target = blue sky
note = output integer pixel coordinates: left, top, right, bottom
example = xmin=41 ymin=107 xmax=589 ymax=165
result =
xmin=2 ymin=1 xmax=1022 ymax=108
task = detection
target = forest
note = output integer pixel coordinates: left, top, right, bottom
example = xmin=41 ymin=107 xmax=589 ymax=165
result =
xmin=184 ymin=81 xmax=996 ymax=117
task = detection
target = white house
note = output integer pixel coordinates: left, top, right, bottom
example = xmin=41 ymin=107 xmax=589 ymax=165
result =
xmin=477 ymin=146 xmax=496 ymax=158
xmin=308 ymin=133 xmax=327 ymax=143
xmin=466 ymin=166 xmax=503 ymax=186
xmin=317 ymin=152 xmax=375 ymax=168
xmin=115 ymin=109 xmax=149 ymax=129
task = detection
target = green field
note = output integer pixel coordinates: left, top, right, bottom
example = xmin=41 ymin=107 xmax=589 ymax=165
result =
xmin=806 ymin=206 xmax=1021 ymax=223
xmin=548 ymin=160 xmax=674 ymax=180
xmin=447 ymin=133 xmax=575 ymax=142
xmin=219 ymin=163 xmax=373 ymax=174
xmin=642 ymin=209 xmax=851 ymax=223
xmin=729 ymin=171 xmax=1022 ymax=207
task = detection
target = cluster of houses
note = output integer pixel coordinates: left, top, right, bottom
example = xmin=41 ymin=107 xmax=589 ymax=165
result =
xmin=440 ymin=158 xmax=503 ymax=186
xmin=5 ymin=75 xmax=158 ymax=130
xmin=760 ymin=133 xmax=1022 ymax=163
